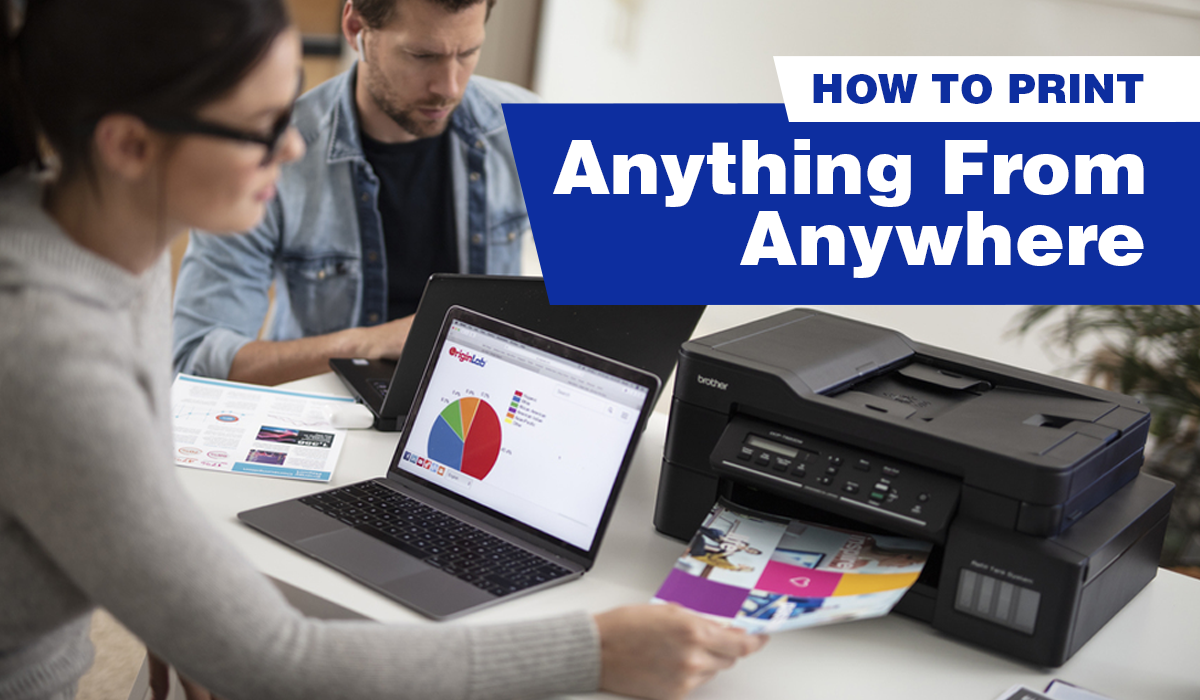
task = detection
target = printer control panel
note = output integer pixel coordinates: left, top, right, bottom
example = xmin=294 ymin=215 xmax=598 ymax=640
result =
xmin=711 ymin=415 xmax=959 ymax=540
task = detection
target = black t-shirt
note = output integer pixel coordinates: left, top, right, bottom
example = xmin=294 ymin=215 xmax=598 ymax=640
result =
xmin=361 ymin=130 xmax=458 ymax=321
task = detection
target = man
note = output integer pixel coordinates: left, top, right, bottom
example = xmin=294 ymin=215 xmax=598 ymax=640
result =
xmin=172 ymin=0 xmax=535 ymax=385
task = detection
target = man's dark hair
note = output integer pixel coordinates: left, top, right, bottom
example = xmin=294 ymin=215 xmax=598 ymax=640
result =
xmin=0 ymin=0 xmax=290 ymax=179
xmin=354 ymin=0 xmax=497 ymax=30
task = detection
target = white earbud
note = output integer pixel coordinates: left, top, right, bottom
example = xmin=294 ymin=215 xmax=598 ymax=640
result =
xmin=356 ymin=30 xmax=365 ymax=60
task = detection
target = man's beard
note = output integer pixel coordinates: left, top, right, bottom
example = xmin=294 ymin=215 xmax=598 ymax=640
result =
xmin=382 ymin=102 xmax=455 ymax=139
xmin=366 ymin=71 xmax=458 ymax=139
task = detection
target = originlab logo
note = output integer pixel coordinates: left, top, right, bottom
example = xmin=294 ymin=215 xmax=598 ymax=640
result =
xmin=448 ymin=346 xmax=487 ymax=367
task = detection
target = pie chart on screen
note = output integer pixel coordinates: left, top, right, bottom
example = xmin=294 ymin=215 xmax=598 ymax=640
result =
xmin=427 ymin=397 xmax=502 ymax=480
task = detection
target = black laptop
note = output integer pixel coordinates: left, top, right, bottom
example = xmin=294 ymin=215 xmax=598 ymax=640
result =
xmin=330 ymin=274 xmax=704 ymax=430
xmin=240 ymin=307 xmax=659 ymax=619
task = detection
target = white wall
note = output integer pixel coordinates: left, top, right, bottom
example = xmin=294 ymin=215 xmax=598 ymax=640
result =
xmin=536 ymin=0 xmax=1200 ymax=103
xmin=530 ymin=0 xmax=1200 ymax=380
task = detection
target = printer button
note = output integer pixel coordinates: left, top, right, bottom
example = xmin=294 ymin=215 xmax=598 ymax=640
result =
xmin=817 ymin=476 xmax=834 ymax=486
xmin=826 ymin=465 xmax=839 ymax=475
xmin=755 ymin=452 xmax=771 ymax=467
xmin=843 ymin=482 xmax=860 ymax=494
xmin=772 ymin=457 xmax=791 ymax=472
xmin=882 ymin=465 xmax=901 ymax=477
xmin=854 ymin=459 xmax=871 ymax=472
xmin=737 ymin=446 xmax=754 ymax=461
xmin=869 ymin=490 xmax=887 ymax=502
xmin=790 ymin=465 xmax=807 ymax=478
xmin=828 ymin=456 xmax=843 ymax=466
xmin=918 ymin=492 xmax=930 ymax=502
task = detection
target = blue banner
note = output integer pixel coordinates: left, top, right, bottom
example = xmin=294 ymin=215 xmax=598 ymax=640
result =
xmin=505 ymin=103 xmax=1200 ymax=304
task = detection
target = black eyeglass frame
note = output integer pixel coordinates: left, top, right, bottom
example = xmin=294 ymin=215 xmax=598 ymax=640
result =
xmin=141 ymin=74 xmax=303 ymax=166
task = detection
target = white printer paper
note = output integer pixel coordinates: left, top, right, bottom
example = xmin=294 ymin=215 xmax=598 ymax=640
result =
xmin=653 ymin=501 xmax=932 ymax=633
xmin=170 ymin=374 xmax=353 ymax=482
xmin=1044 ymin=681 xmax=1114 ymax=700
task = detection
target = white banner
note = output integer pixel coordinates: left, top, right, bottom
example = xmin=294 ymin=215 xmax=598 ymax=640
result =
xmin=774 ymin=56 xmax=1200 ymax=122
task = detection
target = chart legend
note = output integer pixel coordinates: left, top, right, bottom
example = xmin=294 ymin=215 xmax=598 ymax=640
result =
xmin=506 ymin=390 xmax=523 ymax=424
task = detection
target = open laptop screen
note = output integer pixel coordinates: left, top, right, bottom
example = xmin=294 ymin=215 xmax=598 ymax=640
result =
xmin=392 ymin=314 xmax=651 ymax=551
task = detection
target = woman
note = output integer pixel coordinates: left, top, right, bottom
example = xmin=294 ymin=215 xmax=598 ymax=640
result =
xmin=0 ymin=1 xmax=765 ymax=699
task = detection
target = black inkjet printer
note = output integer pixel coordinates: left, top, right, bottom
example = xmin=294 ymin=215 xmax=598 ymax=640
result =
xmin=654 ymin=309 xmax=1173 ymax=666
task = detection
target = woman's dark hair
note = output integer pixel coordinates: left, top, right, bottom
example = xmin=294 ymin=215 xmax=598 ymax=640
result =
xmin=0 ymin=0 xmax=290 ymax=179
xmin=0 ymin=0 xmax=35 ymax=173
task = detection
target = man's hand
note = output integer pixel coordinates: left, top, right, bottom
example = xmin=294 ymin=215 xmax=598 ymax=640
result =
xmin=594 ymin=604 xmax=767 ymax=700
xmin=148 ymin=652 xmax=226 ymax=700
xmin=346 ymin=314 xmax=415 ymax=361
xmin=227 ymin=313 xmax=416 ymax=386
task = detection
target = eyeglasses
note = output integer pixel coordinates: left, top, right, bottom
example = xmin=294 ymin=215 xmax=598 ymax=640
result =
xmin=142 ymin=74 xmax=303 ymax=166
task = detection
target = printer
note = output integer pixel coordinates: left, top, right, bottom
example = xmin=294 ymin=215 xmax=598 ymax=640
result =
xmin=654 ymin=309 xmax=1173 ymax=666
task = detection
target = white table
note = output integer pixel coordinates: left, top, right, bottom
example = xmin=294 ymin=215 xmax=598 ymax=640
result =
xmin=169 ymin=373 xmax=1200 ymax=700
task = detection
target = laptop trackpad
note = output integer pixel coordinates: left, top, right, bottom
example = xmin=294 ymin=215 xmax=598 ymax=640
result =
xmin=298 ymin=529 xmax=430 ymax=584
xmin=382 ymin=569 xmax=494 ymax=619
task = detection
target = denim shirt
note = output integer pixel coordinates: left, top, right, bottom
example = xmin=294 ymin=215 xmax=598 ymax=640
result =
xmin=172 ymin=66 xmax=536 ymax=379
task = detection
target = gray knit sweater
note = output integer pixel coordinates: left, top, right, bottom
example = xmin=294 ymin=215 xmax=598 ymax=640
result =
xmin=0 ymin=171 xmax=601 ymax=700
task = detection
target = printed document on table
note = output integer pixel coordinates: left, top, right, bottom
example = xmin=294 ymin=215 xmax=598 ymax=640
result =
xmin=170 ymin=374 xmax=354 ymax=482
xmin=653 ymin=500 xmax=932 ymax=633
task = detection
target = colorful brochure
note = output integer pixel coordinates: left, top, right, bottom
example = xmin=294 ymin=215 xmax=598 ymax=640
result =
xmin=170 ymin=374 xmax=354 ymax=482
xmin=653 ymin=501 xmax=932 ymax=633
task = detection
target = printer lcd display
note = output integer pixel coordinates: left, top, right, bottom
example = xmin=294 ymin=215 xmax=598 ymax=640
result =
xmin=744 ymin=435 xmax=800 ymax=459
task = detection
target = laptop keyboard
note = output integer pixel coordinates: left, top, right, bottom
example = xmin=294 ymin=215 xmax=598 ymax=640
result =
xmin=299 ymin=481 xmax=572 ymax=597
xmin=369 ymin=378 xmax=390 ymax=398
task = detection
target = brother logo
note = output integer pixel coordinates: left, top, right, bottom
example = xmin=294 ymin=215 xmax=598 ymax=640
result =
xmin=696 ymin=374 xmax=728 ymax=390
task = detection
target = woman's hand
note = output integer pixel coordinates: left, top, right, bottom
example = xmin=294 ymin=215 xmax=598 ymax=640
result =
xmin=594 ymin=604 xmax=767 ymax=700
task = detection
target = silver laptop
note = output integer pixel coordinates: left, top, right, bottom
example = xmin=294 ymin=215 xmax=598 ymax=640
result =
xmin=239 ymin=306 xmax=659 ymax=619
